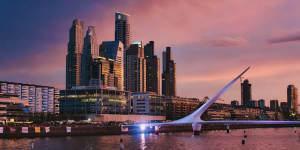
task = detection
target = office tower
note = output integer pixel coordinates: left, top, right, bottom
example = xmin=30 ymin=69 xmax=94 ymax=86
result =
xmin=287 ymin=84 xmax=298 ymax=113
xmin=66 ymin=19 xmax=84 ymax=89
xmin=144 ymin=41 xmax=160 ymax=94
xmin=90 ymin=57 xmax=122 ymax=90
xmin=99 ymin=41 xmax=124 ymax=90
xmin=81 ymin=26 xmax=98 ymax=86
xmin=280 ymin=102 xmax=289 ymax=112
xmin=162 ymin=47 xmax=176 ymax=97
xmin=270 ymin=100 xmax=279 ymax=111
xmin=126 ymin=41 xmax=146 ymax=92
xmin=258 ymin=99 xmax=265 ymax=109
xmin=115 ymin=12 xmax=131 ymax=49
xmin=241 ymin=79 xmax=252 ymax=107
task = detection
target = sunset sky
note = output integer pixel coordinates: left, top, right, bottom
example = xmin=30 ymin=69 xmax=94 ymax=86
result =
xmin=1 ymin=0 xmax=300 ymax=106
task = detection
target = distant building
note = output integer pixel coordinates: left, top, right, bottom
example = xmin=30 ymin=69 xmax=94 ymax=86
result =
xmin=66 ymin=19 xmax=84 ymax=89
xmin=81 ymin=26 xmax=99 ymax=86
xmin=287 ymin=85 xmax=298 ymax=114
xmin=162 ymin=47 xmax=176 ymax=97
xmin=241 ymin=79 xmax=252 ymax=107
xmin=59 ymin=88 xmax=129 ymax=120
xmin=248 ymin=100 xmax=258 ymax=108
xmin=115 ymin=12 xmax=131 ymax=49
xmin=231 ymin=100 xmax=239 ymax=107
xmin=130 ymin=92 xmax=165 ymax=115
xmin=258 ymin=99 xmax=265 ymax=109
xmin=126 ymin=41 xmax=146 ymax=92
xmin=90 ymin=57 xmax=123 ymax=91
xmin=280 ymin=102 xmax=289 ymax=112
xmin=99 ymin=41 xmax=124 ymax=90
xmin=144 ymin=41 xmax=160 ymax=95
xmin=165 ymin=97 xmax=200 ymax=120
xmin=270 ymin=100 xmax=279 ymax=111
xmin=0 ymin=81 xmax=59 ymax=114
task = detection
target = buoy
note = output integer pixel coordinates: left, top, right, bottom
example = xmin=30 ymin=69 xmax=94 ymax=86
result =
xmin=244 ymin=135 xmax=247 ymax=138
xmin=226 ymin=129 xmax=229 ymax=133
xmin=242 ymin=139 xmax=245 ymax=144
xmin=120 ymin=138 xmax=124 ymax=150
xmin=244 ymin=130 xmax=246 ymax=134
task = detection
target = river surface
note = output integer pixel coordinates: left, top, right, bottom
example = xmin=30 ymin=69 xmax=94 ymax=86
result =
xmin=1 ymin=128 xmax=300 ymax=150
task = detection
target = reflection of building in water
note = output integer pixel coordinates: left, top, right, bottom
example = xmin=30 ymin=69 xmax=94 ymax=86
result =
xmin=59 ymin=88 xmax=129 ymax=120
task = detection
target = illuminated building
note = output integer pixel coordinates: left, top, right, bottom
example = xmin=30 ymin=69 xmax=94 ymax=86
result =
xmin=90 ymin=57 xmax=123 ymax=91
xmin=99 ymin=41 xmax=124 ymax=90
xmin=130 ymin=92 xmax=165 ymax=115
xmin=66 ymin=19 xmax=84 ymax=89
xmin=287 ymin=84 xmax=298 ymax=114
xmin=165 ymin=97 xmax=200 ymax=120
xmin=162 ymin=47 xmax=176 ymax=97
xmin=0 ymin=81 xmax=59 ymax=114
xmin=144 ymin=41 xmax=160 ymax=95
xmin=59 ymin=88 xmax=129 ymax=120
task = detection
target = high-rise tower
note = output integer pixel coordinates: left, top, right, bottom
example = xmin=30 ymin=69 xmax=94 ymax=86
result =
xmin=126 ymin=41 xmax=146 ymax=92
xmin=162 ymin=47 xmax=176 ymax=97
xmin=81 ymin=26 xmax=99 ymax=86
xmin=287 ymin=84 xmax=298 ymax=114
xmin=66 ymin=19 xmax=84 ymax=89
xmin=144 ymin=41 xmax=160 ymax=95
xmin=115 ymin=12 xmax=131 ymax=49
xmin=241 ymin=79 xmax=252 ymax=107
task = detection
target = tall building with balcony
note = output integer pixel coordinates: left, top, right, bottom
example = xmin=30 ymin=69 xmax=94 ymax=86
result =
xmin=126 ymin=41 xmax=146 ymax=92
xmin=241 ymin=79 xmax=252 ymax=107
xmin=144 ymin=41 xmax=160 ymax=95
xmin=81 ymin=26 xmax=99 ymax=86
xmin=162 ymin=47 xmax=176 ymax=97
xmin=115 ymin=12 xmax=131 ymax=49
xmin=99 ymin=41 xmax=124 ymax=90
xmin=66 ymin=19 xmax=84 ymax=89
xmin=287 ymin=84 xmax=298 ymax=114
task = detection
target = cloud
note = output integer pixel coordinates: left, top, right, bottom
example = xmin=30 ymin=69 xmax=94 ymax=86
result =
xmin=267 ymin=33 xmax=300 ymax=44
xmin=206 ymin=37 xmax=248 ymax=47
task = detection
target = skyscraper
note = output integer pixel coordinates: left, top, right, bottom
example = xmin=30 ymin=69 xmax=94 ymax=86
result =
xmin=144 ymin=41 xmax=160 ymax=95
xmin=99 ymin=41 xmax=124 ymax=90
xmin=270 ymin=100 xmax=279 ymax=111
xmin=287 ymin=84 xmax=298 ymax=113
xmin=81 ymin=26 xmax=98 ymax=86
xmin=241 ymin=79 xmax=252 ymax=106
xmin=115 ymin=12 xmax=131 ymax=49
xmin=66 ymin=19 xmax=84 ymax=89
xmin=162 ymin=47 xmax=176 ymax=97
xmin=126 ymin=41 xmax=146 ymax=92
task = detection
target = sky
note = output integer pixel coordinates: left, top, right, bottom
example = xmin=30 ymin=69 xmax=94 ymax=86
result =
xmin=1 ymin=0 xmax=300 ymax=106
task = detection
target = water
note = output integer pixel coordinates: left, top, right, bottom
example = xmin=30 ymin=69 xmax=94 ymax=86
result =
xmin=0 ymin=128 xmax=300 ymax=150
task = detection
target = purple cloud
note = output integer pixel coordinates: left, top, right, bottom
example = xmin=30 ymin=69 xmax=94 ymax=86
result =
xmin=206 ymin=37 xmax=248 ymax=47
xmin=267 ymin=33 xmax=300 ymax=44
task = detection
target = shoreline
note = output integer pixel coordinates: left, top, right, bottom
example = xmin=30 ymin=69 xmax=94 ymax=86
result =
xmin=0 ymin=124 xmax=300 ymax=138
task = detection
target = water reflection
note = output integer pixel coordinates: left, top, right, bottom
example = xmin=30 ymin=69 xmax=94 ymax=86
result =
xmin=0 ymin=128 xmax=300 ymax=150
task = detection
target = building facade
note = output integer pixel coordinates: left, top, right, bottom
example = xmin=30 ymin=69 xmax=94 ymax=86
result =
xmin=162 ymin=47 xmax=176 ymax=97
xmin=126 ymin=41 xmax=146 ymax=92
xmin=144 ymin=41 xmax=160 ymax=95
xmin=99 ymin=41 xmax=124 ymax=90
xmin=59 ymin=88 xmax=129 ymax=120
xmin=0 ymin=81 xmax=59 ymax=114
xmin=90 ymin=57 xmax=123 ymax=90
xmin=165 ymin=97 xmax=200 ymax=120
xmin=81 ymin=26 xmax=99 ymax=86
xmin=287 ymin=84 xmax=298 ymax=114
xmin=241 ymin=79 xmax=252 ymax=106
xmin=66 ymin=19 xmax=84 ymax=89
xmin=115 ymin=12 xmax=131 ymax=49
xmin=258 ymin=99 xmax=265 ymax=109
xmin=270 ymin=100 xmax=279 ymax=111
xmin=130 ymin=92 xmax=165 ymax=116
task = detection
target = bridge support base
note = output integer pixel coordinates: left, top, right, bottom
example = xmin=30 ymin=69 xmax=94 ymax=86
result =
xmin=192 ymin=123 xmax=202 ymax=135
xmin=154 ymin=126 xmax=159 ymax=135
